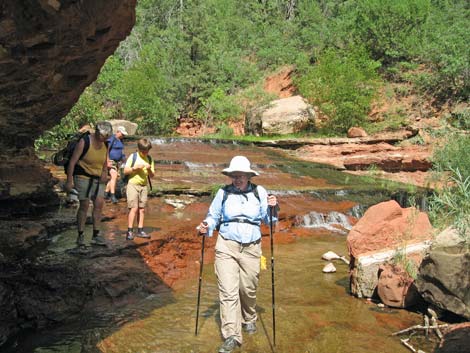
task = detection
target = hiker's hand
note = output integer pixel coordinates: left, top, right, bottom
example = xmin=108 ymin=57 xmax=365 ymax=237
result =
xmin=268 ymin=194 xmax=277 ymax=207
xmin=197 ymin=221 xmax=208 ymax=236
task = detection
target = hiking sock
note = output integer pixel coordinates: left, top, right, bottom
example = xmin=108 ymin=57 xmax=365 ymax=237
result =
xmin=128 ymin=227 xmax=133 ymax=233
xmin=138 ymin=228 xmax=144 ymax=234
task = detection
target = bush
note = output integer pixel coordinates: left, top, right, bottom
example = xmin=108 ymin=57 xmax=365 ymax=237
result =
xmin=114 ymin=48 xmax=178 ymax=135
xmin=296 ymin=46 xmax=381 ymax=133
xmin=337 ymin=0 xmax=431 ymax=63
xmin=416 ymin=1 xmax=470 ymax=101
xmin=432 ymin=134 xmax=470 ymax=179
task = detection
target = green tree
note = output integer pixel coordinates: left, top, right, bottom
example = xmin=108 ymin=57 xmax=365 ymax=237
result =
xmin=296 ymin=47 xmax=381 ymax=133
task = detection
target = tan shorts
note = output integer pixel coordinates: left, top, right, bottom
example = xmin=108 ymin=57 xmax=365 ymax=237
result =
xmin=126 ymin=182 xmax=148 ymax=209
xmin=74 ymin=176 xmax=105 ymax=201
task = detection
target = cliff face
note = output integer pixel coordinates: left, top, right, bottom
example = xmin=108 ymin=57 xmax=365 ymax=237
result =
xmin=0 ymin=0 xmax=137 ymax=215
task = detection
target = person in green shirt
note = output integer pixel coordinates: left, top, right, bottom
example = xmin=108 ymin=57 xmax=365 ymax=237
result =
xmin=123 ymin=138 xmax=155 ymax=240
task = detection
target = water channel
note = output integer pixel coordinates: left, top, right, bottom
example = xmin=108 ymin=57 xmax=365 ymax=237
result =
xmin=6 ymin=139 xmax=431 ymax=353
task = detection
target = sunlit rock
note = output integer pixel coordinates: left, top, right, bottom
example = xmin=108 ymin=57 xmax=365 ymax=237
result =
xmin=347 ymin=200 xmax=433 ymax=298
xmin=322 ymin=262 xmax=336 ymax=273
xmin=245 ymin=95 xmax=315 ymax=135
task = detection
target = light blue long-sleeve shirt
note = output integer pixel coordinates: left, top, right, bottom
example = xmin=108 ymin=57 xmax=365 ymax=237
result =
xmin=204 ymin=183 xmax=277 ymax=244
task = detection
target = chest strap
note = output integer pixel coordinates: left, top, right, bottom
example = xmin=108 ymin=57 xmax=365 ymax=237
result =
xmin=222 ymin=218 xmax=260 ymax=226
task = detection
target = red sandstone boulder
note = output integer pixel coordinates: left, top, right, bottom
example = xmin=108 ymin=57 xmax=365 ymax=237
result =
xmin=377 ymin=264 xmax=419 ymax=308
xmin=348 ymin=200 xmax=433 ymax=258
xmin=347 ymin=200 xmax=434 ymax=298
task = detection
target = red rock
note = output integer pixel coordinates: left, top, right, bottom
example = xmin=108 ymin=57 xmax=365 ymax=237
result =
xmin=377 ymin=264 xmax=419 ymax=308
xmin=347 ymin=127 xmax=368 ymax=138
xmin=347 ymin=200 xmax=433 ymax=258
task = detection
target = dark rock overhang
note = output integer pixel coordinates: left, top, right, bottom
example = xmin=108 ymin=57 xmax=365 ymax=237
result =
xmin=0 ymin=0 xmax=137 ymax=213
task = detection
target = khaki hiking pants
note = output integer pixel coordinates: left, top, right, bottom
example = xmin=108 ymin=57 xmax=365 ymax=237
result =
xmin=215 ymin=235 xmax=261 ymax=345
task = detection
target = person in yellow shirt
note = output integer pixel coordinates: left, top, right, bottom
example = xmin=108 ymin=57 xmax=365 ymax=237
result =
xmin=123 ymin=138 xmax=155 ymax=240
xmin=65 ymin=121 xmax=113 ymax=247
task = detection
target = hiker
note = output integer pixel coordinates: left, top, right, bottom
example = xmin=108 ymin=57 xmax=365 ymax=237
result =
xmin=65 ymin=121 xmax=113 ymax=247
xmin=197 ymin=155 xmax=279 ymax=353
xmin=105 ymin=125 xmax=128 ymax=203
xmin=123 ymin=138 xmax=155 ymax=240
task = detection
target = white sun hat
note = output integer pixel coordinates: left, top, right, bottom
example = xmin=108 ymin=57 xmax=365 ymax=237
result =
xmin=116 ymin=126 xmax=128 ymax=136
xmin=222 ymin=156 xmax=259 ymax=177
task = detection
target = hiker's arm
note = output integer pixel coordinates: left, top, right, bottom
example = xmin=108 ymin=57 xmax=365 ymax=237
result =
xmin=123 ymin=161 xmax=135 ymax=175
xmin=99 ymin=157 xmax=108 ymax=184
xmin=65 ymin=139 xmax=85 ymax=192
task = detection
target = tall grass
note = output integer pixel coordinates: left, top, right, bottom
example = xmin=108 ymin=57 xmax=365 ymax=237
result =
xmin=428 ymin=134 xmax=470 ymax=244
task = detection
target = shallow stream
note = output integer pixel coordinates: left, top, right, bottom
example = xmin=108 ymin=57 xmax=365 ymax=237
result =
xmin=7 ymin=139 xmax=431 ymax=353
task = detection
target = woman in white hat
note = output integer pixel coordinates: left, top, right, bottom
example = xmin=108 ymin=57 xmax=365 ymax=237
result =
xmin=198 ymin=155 xmax=278 ymax=353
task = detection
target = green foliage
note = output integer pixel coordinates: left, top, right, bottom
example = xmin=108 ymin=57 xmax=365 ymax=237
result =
xmin=392 ymin=247 xmax=418 ymax=279
xmin=432 ymin=134 xmax=470 ymax=178
xmin=429 ymin=134 xmax=470 ymax=243
xmin=35 ymin=87 xmax=105 ymax=150
xmin=448 ymin=107 xmax=470 ymax=130
xmin=197 ymin=88 xmax=241 ymax=124
xmin=35 ymin=0 xmax=469 ymax=147
xmin=428 ymin=168 xmax=470 ymax=244
xmin=296 ymin=46 xmax=381 ymax=133
xmin=337 ymin=0 xmax=431 ymax=63
xmin=416 ymin=1 xmax=470 ymax=100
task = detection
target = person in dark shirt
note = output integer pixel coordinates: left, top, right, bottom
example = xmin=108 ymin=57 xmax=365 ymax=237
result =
xmin=105 ymin=126 xmax=128 ymax=203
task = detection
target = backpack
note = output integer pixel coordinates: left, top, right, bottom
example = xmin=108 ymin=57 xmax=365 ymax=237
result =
xmin=52 ymin=131 xmax=90 ymax=174
xmin=119 ymin=152 xmax=153 ymax=190
xmin=216 ymin=183 xmax=260 ymax=229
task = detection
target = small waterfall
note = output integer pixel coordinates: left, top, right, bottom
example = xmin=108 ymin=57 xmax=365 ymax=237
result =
xmin=349 ymin=204 xmax=365 ymax=218
xmin=300 ymin=210 xmax=352 ymax=234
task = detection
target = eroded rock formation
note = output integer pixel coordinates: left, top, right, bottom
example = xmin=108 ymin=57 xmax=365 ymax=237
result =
xmin=0 ymin=0 xmax=137 ymax=215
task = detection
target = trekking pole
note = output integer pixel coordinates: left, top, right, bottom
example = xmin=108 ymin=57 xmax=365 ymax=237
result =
xmin=269 ymin=206 xmax=276 ymax=346
xmin=195 ymin=222 xmax=207 ymax=336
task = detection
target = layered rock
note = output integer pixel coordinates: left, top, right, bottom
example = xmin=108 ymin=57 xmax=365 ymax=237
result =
xmin=347 ymin=200 xmax=433 ymax=298
xmin=0 ymin=0 xmax=137 ymax=215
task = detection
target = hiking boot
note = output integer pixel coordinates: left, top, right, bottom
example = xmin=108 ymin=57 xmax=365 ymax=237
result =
xmin=90 ymin=234 xmax=107 ymax=246
xmin=136 ymin=230 xmax=151 ymax=239
xmin=104 ymin=192 xmax=111 ymax=201
xmin=76 ymin=233 xmax=85 ymax=247
xmin=110 ymin=194 xmax=118 ymax=204
xmin=126 ymin=231 xmax=134 ymax=240
xmin=218 ymin=336 xmax=240 ymax=353
xmin=243 ymin=322 xmax=257 ymax=335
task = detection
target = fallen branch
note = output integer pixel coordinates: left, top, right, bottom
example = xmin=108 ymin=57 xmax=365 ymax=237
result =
xmin=430 ymin=317 xmax=443 ymax=340
xmin=400 ymin=338 xmax=427 ymax=353
xmin=392 ymin=324 xmax=449 ymax=336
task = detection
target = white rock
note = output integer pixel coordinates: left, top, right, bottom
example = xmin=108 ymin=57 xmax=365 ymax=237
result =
xmin=322 ymin=263 xmax=336 ymax=273
xmin=322 ymin=251 xmax=340 ymax=261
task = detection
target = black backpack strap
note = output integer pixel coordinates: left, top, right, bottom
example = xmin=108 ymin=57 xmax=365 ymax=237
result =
xmin=80 ymin=134 xmax=90 ymax=160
